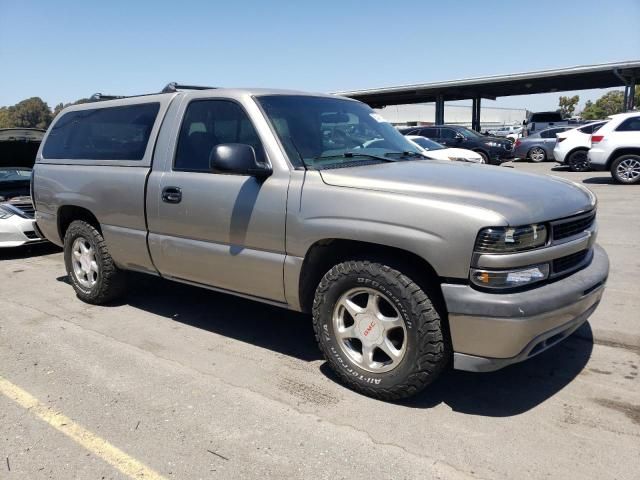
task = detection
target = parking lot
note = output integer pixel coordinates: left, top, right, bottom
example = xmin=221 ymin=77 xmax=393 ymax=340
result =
xmin=1 ymin=161 xmax=638 ymax=479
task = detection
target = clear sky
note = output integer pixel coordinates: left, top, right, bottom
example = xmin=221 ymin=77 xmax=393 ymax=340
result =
xmin=1 ymin=0 xmax=638 ymax=112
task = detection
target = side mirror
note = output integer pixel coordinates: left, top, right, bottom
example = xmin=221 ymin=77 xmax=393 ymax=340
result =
xmin=455 ymin=133 xmax=464 ymax=141
xmin=522 ymin=120 xmax=527 ymax=125
xmin=209 ymin=143 xmax=272 ymax=178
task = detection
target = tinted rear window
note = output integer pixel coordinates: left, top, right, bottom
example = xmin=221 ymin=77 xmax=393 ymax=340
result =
xmin=579 ymin=122 xmax=604 ymax=134
xmin=529 ymin=113 xmax=563 ymax=123
xmin=419 ymin=128 xmax=439 ymax=138
xmin=43 ymin=103 xmax=160 ymax=160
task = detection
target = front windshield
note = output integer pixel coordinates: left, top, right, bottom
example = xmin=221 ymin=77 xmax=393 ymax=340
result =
xmin=411 ymin=136 xmax=444 ymax=151
xmin=256 ymin=95 xmax=422 ymax=168
xmin=0 ymin=168 xmax=31 ymax=183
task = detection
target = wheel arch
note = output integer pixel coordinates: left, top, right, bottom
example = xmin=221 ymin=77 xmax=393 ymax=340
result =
xmin=298 ymin=238 xmax=446 ymax=317
xmin=57 ymin=205 xmax=101 ymax=241
xmin=606 ymin=147 xmax=640 ymax=169
xmin=566 ymin=146 xmax=589 ymax=158
xmin=471 ymin=148 xmax=490 ymax=161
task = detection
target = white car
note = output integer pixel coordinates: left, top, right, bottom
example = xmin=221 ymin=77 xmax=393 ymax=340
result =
xmin=0 ymin=167 xmax=43 ymax=247
xmin=490 ymin=126 xmax=523 ymax=142
xmin=553 ymin=121 xmax=607 ymax=172
xmin=588 ymin=112 xmax=640 ymax=184
xmin=406 ymin=135 xmax=484 ymax=163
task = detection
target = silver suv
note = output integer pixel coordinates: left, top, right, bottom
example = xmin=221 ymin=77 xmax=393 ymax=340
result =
xmin=32 ymin=85 xmax=609 ymax=400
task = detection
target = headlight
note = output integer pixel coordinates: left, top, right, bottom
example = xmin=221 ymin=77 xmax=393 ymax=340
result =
xmin=470 ymin=264 xmax=549 ymax=289
xmin=448 ymin=156 xmax=481 ymax=163
xmin=0 ymin=205 xmax=15 ymax=219
xmin=475 ymin=224 xmax=548 ymax=253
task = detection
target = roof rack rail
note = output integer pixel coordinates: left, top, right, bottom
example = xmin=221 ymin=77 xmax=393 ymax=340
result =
xmin=161 ymin=82 xmax=217 ymax=93
xmin=89 ymin=93 xmax=127 ymax=102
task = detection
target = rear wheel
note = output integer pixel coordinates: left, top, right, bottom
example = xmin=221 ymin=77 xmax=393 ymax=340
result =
xmin=63 ymin=220 xmax=125 ymax=304
xmin=529 ymin=147 xmax=546 ymax=163
xmin=611 ymin=155 xmax=640 ymax=184
xmin=312 ymin=260 xmax=448 ymax=400
xmin=567 ymin=150 xmax=590 ymax=172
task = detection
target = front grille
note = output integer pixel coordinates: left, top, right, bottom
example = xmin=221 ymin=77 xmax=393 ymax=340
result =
xmin=10 ymin=202 xmax=35 ymax=219
xmin=24 ymin=230 xmax=39 ymax=239
xmin=552 ymin=250 xmax=589 ymax=275
xmin=552 ymin=211 xmax=595 ymax=241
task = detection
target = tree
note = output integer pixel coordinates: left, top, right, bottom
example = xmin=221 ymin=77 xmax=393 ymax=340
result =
xmin=0 ymin=107 xmax=11 ymax=128
xmin=52 ymin=98 xmax=91 ymax=119
xmin=0 ymin=97 xmax=52 ymax=129
xmin=558 ymin=95 xmax=579 ymax=118
xmin=52 ymin=102 xmax=65 ymax=118
xmin=0 ymin=97 xmax=94 ymax=129
xmin=582 ymin=90 xmax=625 ymax=120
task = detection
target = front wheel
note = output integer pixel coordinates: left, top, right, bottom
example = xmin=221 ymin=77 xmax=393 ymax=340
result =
xmin=611 ymin=155 xmax=640 ymax=184
xmin=64 ymin=220 xmax=125 ymax=304
xmin=312 ymin=261 xmax=448 ymax=400
xmin=475 ymin=150 xmax=489 ymax=164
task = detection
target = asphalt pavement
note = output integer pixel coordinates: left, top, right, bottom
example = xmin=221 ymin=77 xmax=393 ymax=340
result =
xmin=1 ymin=161 xmax=638 ymax=479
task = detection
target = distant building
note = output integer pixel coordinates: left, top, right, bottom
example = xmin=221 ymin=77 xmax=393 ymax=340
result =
xmin=375 ymin=103 xmax=527 ymax=129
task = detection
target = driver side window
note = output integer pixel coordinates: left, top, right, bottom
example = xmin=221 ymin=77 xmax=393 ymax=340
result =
xmin=174 ymin=100 xmax=265 ymax=172
xmin=440 ymin=128 xmax=457 ymax=139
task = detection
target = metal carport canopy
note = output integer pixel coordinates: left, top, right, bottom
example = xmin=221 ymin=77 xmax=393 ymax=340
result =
xmin=333 ymin=60 xmax=640 ymax=108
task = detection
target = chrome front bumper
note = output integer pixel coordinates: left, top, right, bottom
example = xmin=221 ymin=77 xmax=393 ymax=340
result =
xmin=442 ymin=244 xmax=609 ymax=372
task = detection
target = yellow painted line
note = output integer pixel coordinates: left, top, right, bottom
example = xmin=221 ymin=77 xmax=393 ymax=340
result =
xmin=0 ymin=375 xmax=166 ymax=480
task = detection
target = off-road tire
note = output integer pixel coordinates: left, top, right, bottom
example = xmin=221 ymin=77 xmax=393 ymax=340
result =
xmin=312 ymin=261 xmax=448 ymax=401
xmin=63 ymin=220 xmax=125 ymax=304
xmin=567 ymin=149 xmax=590 ymax=172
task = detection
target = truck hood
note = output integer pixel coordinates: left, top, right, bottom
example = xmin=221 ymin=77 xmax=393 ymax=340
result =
xmin=318 ymin=160 xmax=595 ymax=225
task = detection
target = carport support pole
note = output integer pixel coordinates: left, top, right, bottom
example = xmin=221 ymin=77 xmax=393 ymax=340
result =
xmin=472 ymin=97 xmax=482 ymax=132
xmin=613 ymin=69 xmax=636 ymax=112
xmin=435 ymin=94 xmax=445 ymax=125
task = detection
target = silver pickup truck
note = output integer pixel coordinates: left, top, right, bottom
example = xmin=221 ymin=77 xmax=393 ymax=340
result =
xmin=32 ymin=85 xmax=609 ymax=400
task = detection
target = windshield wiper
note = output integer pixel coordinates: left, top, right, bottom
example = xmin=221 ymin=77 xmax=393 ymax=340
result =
xmin=384 ymin=151 xmax=426 ymax=158
xmin=315 ymin=152 xmax=396 ymax=163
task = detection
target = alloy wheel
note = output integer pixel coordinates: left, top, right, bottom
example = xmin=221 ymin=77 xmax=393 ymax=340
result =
xmin=332 ymin=287 xmax=407 ymax=373
xmin=530 ymin=147 xmax=546 ymax=163
xmin=71 ymin=237 xmax=99 ymax=289
xmin=615 ymin=158 xmax=640 ymax=183
xmin=569 ymin=151 xmax=589 ymax=172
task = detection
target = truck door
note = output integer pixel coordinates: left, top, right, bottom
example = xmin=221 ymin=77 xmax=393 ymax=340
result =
xmin=146 ymin=98 xmax=288 ymax=302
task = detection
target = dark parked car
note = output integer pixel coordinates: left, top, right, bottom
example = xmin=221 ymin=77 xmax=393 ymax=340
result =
xmin=402 ymin=125 xmax=513 ymax=164
xmin=513 ymin=126 xmax=573 ymax=162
